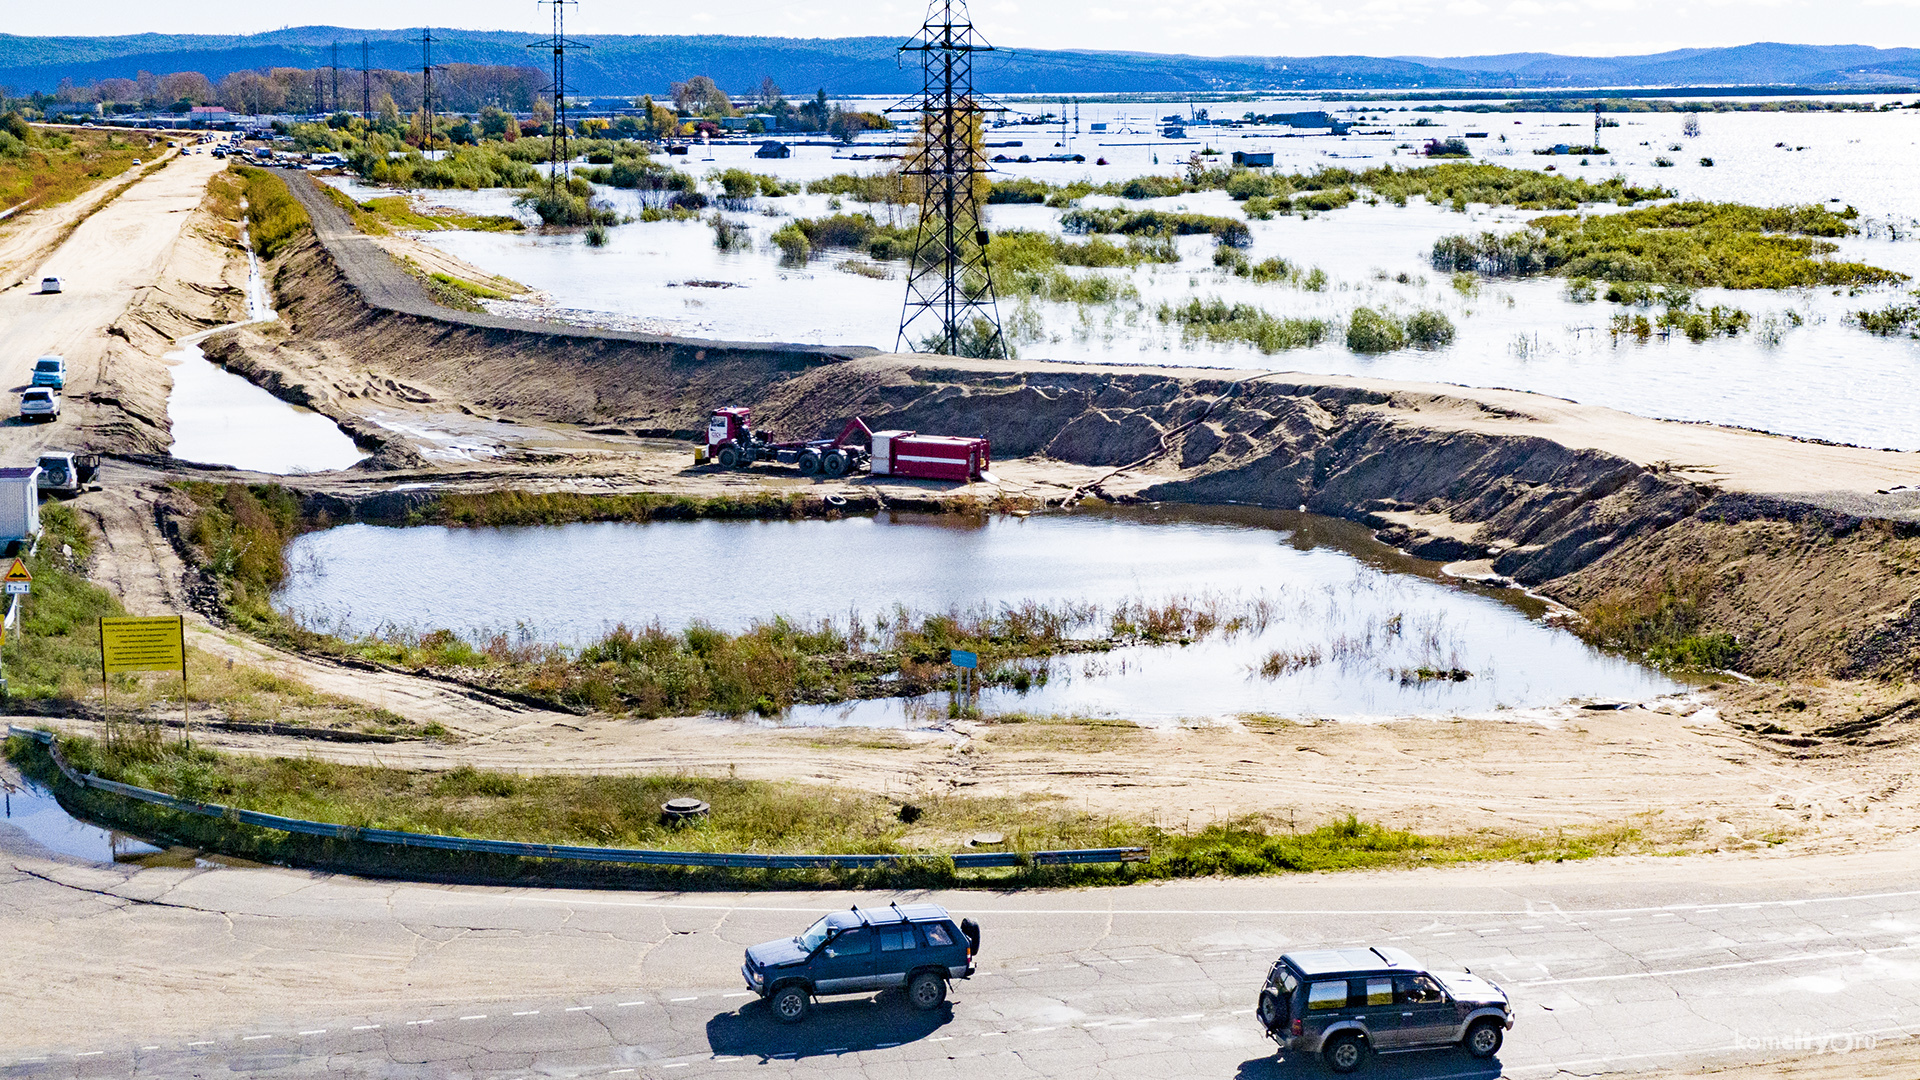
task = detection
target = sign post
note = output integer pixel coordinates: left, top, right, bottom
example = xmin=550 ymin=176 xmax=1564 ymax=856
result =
xmin=0 ymin=558 xmax=29 ymax=702
xmin=100 ymin=615 xmax=188 ymax=747
xmin=950 ymin=648 xmax=978 ymax=712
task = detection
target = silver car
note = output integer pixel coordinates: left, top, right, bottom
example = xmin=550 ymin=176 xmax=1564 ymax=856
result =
xmin=40 ymin=276 xmax=62 ymax=294
xmin=1259 ymin=946 xmax=1512 ymax=1073
xmin=19 ymin=388 xmax=61 ymax=423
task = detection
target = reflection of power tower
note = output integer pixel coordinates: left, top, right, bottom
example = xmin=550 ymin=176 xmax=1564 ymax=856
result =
xmin=529 ymin=0 xmax=589 ymax=193
xmin=892 ymin=0 xmax=1005 ymax=358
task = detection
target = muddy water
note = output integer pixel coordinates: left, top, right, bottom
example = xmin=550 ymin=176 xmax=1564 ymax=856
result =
xmin=397 ymin=102 xmax=1920 ymax=450
xmin=165 ymin=244 xmax=366 ymax=474
xmin=274 ymin=506 xmax=1680 ymax=723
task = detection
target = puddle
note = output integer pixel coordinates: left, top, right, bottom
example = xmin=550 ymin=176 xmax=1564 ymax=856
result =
xmin=165 ymin=242 xmax=367 ymax=474
xmin=0 ymin=766 xmax=164 ymax=864
xmin=274 ymin=504 xmax=1681 ymax=724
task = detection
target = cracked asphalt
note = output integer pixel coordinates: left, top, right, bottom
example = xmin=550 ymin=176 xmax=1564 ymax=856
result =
xmin=5 ymin=825 xmax=1920 ymax=1080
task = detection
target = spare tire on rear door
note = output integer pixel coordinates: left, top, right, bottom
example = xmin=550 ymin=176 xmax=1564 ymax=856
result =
xmin=960 ymin=918 xmax=981 ymax=956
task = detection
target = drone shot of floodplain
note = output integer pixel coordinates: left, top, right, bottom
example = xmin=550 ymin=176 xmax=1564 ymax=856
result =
xmin=3 ymin=1 xmax=1920 ymax=1078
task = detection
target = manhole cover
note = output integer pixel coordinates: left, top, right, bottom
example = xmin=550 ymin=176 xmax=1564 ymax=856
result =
xmin=968 ymin=832 xmax=1006 ymax=847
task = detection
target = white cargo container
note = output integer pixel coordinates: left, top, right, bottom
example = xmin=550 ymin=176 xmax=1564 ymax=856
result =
xmin=0 ymin=467 xmax=43 ymax=548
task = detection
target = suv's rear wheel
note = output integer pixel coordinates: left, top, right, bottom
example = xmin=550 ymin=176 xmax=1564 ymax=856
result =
xmin=907 ymin=971 xmax=947 ymax=1010
xmin=1464 ymin=1019 xmax=1503 ymax=1059
xmin=769 ymin=985 xmax=809 ymax=1024
xmin=1323 ymin=1032 xmax=1366 ymax=1074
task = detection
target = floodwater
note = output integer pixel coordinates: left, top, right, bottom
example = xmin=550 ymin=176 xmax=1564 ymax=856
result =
xmin=273 ymin=506 xmax=1681 ymax=724
xmin=165 ymin=244 xmax=366 ymax=474
xmin=366 ymin=99 xmax=1920 ymax=450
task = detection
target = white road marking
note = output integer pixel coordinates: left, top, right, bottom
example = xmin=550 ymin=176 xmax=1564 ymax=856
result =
xmin=610 ymin=1070 xmax=635 ymax=1074
xmin=140 ymin=1046 xmax=159 ymax=1050
xmin=665 ymin=1065 xmax=689 ymax=1069
xmin=566 ymin=1006 xmax=593 ymax=1012
xmin=1517 ymin=941 xmax=1920 ymax=986
xmin=298 ymin=1029 xmax=326 ymax=1035
xmin=352 ymin=1025 xmax=380 ymax=1030
xmin=406 ymin=1020 xmax=432 ymax=1026
xmin=187 ymin=1041 xmax=213 ymax=1046
xmin=75 ymin=1051 xmax=103 ymax=1056
xmin=513 ymin=1011 xmax=540 ymax=1016
xmin=242 ymin=1035 xmax=272 ymax=1041
xmin=670 ymin=996 xmax=698 ymax=1002
xmin=617 ymin=1001 xmax=645 ymax=1007
xmin=722 ymin=992 xmax=754 ymax=998
xmin=928 ymin=1036 xmax=954 ymax=1042
xmin=825 ymin=1047 xmax=849 ymax=1053
xmin=876 ymin=1041 xmax=900 ymax=1048
xmin=460 ymin=1015 xmax=487 ymax=1021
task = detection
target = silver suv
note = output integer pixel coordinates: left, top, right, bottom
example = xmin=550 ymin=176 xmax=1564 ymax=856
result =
xmin=1257 ymin=946 xmax=1512 ymax=1073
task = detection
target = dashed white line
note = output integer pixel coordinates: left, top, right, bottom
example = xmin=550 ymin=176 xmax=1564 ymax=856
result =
xmin=617 ymin=1001 xmax=646 ymax=1007
xmin=140 ymin=1045 xmax=160 ymax=1050
xmin=665 ymin=1065 xmax=689 ymax=1070
xmin=298 ymin=1029 xmax=326 ymax=1035
xmin=460 ymin=1015 xmax=487 ymax=1021
xmin=722 ymin=992 xmax=753 ymax=998
xmin=875 ymin=1041 xmax=900 ymax=1048
xmin=75 ymin=1051 xmax=104 ymax=1057
xmin=670 ymin=996 xmax=698 ymax=1002
xmin=825 ymin=1047 xmax=849 ymax=1053
xmin=406 ymin=1020 xmax=432 ymax=1026
xmin=352 ymin=1024 xmax=380 ymax=1030
xmin=928 ymin=1036 xmax=954 ymax=1042
xmin=610 ymin=1070 xmax=636 ymax=1075
xmin=1611 ymin=917 xmax=1633 ymax=923
xmin=513 ymin=1011 xmax=540 ymax=1016
xmin=242 ymin=1035 xmax=272 ymax=1041
xmin=187 ymin=1041 xmax=214 ymax=1046
xmin=566 ymin=1006 xmax=593 ymax=1012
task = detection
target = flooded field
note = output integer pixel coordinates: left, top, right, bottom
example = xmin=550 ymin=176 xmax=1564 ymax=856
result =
xmin=273 ymin=506 xmax=1680 ymax=724
xmin=166 ymin=246 xmax=365 ymax=474
xmin=339 ymin=99 xmax=1920 ymax=451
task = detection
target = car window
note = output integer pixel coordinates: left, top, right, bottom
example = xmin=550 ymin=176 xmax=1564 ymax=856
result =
xmin=1366 ymin=977 xmax=1393 ymax=1006
xmin=1395 ymin=974 xmax=1446 ymax=1005
xmin=798 ymin=917 xmax=833 ymax=952
xmin=823 ymin=928 xmax=871 ymax=958
xmin=36 ymin=360 xmax=58 ymax=370
xmin=921 ymin=922 xmax=954 ymax=947
xmin=1307 ymin=981 xmax=1350 ymax=1010
xmin=878 ymin=928 xmax=915 ymax=952
xmin=1278 ymin=971 xmax=1298 ymax=994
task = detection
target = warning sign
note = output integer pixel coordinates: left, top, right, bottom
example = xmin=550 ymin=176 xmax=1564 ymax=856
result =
xmin=100 ymin=615 xmax=186 ymax=675
xmin=3 ymin=558 xmax=30 ymax=583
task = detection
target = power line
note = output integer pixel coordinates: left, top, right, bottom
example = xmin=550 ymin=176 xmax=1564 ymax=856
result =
xmin=528 ymin=0 xmax=589 ymax=193
xmin=890 ymin=0 xmax=1006 ymax=359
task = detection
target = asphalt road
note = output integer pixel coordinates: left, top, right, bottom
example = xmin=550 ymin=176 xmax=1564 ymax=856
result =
xmin=4 ymin=831 xmax=1919 ymax=1080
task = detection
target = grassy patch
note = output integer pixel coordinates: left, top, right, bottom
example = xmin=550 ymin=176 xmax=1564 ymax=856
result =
xmin=789 ymin=212 xmax=914 ymax=261
xmin=11 ymin=733 xmax=1681 ymax=888
xmin=1850 ymin=299 xmax=1920 ymax=337
xmin=1578 ymin=567 xmax=1742 ymax=670
xmin=321 ymin=184 xmax=522 ymax=235
xmin=1156 ymin=297 xmax=1332 ymax=353
xmin=1062 ymin=207 xmax=1252 ymax=247
xmin=232 ymin=165 xmax=310 ymax=259
xmin=1432 ymin=201 xmax=1903 ymax=289
xmin=0 ymin=118 xmax=152 ymax=215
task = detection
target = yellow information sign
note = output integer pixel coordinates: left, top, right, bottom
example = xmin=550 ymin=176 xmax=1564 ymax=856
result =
xmin=3 ymin=558 xmax=30 ymax=583
xmin=100 ymin=615 xmax=186 ymax=675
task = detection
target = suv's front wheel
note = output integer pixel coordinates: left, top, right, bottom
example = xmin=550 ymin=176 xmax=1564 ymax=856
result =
xmin=1323 ymin=1032 xmax=1366 ymax=1074
xmin=769 ymin=984 xmax=810 ymax=1024
xmin=1464 ymin=1019 xmax=1503 ymax=1059
xmin=907 ymin=971 xmax=948 ymax=1010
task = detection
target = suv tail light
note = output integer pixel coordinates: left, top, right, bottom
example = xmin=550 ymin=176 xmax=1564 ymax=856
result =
xmin=1291 ymin=1018 xmax=1303 ymax=1037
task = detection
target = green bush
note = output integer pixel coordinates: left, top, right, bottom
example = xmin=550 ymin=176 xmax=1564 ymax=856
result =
xmin=1346 ymin=307 xmax=1407 ymax=353
xmin=771 ymin=221 xmax=810 ymax=261
xmin=233 ymin=166 xmax=310 ymax=259
xmin=1156 ymin=298 xmax=1331 ymax=353
xmin=1405 ymin=309 xmax=1457 ymax=348
xmin=1061 ymin=207 xmax=1251 ymax=247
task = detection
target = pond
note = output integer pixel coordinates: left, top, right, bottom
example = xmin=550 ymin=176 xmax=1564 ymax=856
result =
xmin=273 ymin=506 xmax=1682 ymax=725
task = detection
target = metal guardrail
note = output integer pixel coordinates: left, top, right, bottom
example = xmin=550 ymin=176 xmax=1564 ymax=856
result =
xmin=6 ymin=727 xmax=1147 ymax=871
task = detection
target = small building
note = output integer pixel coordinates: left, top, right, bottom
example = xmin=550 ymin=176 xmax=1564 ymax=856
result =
xmin=0 ymin=467 xmax=42 ymax=552
xmin=755 ymin=140 xmax=791 ymax=159
xmin=1231 ymin=149 xmax=1275 ymax=167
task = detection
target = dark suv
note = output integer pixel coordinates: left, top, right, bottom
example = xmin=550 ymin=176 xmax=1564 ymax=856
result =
xmin=1257 ymin=946 xmax=1512 ymax=1073
xmin=742 ymin=903 xmax=979 ymax=1023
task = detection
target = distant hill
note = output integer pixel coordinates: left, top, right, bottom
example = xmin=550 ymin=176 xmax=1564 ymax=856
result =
xmin=2 ymin=30 xmax=1916 ymax=97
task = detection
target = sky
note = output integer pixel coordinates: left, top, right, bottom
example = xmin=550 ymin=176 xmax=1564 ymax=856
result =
xmin=5 ymin=0 xmax=1916 ymax=59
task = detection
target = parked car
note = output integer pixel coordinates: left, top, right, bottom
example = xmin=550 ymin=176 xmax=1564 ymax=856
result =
xmin=36 ymin=451 xmax=99 ymax=496
xmin=1258 ymin=946 xmax=1511 ymax=1073
xmin=19 ymin=388 xmax=61 ymax=423
xmin=39 ymin=276 xmax=62 ymax=294
xmin=31 ymin=356 xmax=66 ymax=389
xmin=742 ymin=902 xmax=979 ymax=1023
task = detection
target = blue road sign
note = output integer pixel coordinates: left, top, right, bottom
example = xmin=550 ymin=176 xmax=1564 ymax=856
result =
xmin=950 ymin=649 xmax=978 ymax=669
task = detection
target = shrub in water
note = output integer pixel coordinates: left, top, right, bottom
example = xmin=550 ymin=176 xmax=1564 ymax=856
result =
xmin=1405 ymin=309 xmax=1456 ymax=348
xmin=1346 ymin=307 xmax=1408 ymax=353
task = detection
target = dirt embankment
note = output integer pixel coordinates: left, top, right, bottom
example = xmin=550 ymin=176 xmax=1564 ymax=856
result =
xmin=191 ymin=180 xmax=1920 ymax=683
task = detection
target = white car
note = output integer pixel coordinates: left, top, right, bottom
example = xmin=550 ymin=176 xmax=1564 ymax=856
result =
xmin=19 ymin=388 xmax=61 ymax=423
xmin=40 ymin=276 xmax=62 ymax=294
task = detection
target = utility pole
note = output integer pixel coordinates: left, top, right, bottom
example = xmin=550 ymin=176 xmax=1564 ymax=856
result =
xmin=529 ymin=0 xmax=588 ymax=193
xmin=361 ymin=39 xmax=372 ymax=120
xmin=419 ymin=27 xmax=440 ymax=151
xmin=1593 ymin=101 xmax=1602 ymax=151
xmin=890 ymin=0 xmax=1006 ymax=358
xmin=330 ymin=42 xmax=340 ymax=114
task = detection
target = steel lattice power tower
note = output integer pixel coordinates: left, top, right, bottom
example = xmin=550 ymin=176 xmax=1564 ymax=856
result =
xmin=892 ymin=0 xmax=1006 ymax=358
xmin=529 ymin=0 xmax=589 ymax=194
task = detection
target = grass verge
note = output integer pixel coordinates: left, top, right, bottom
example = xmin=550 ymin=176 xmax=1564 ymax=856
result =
xmin=9 ymin=732 xmax=1675 ymax=889
xmin=0 ymin=120 xmax=153 ymax=215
